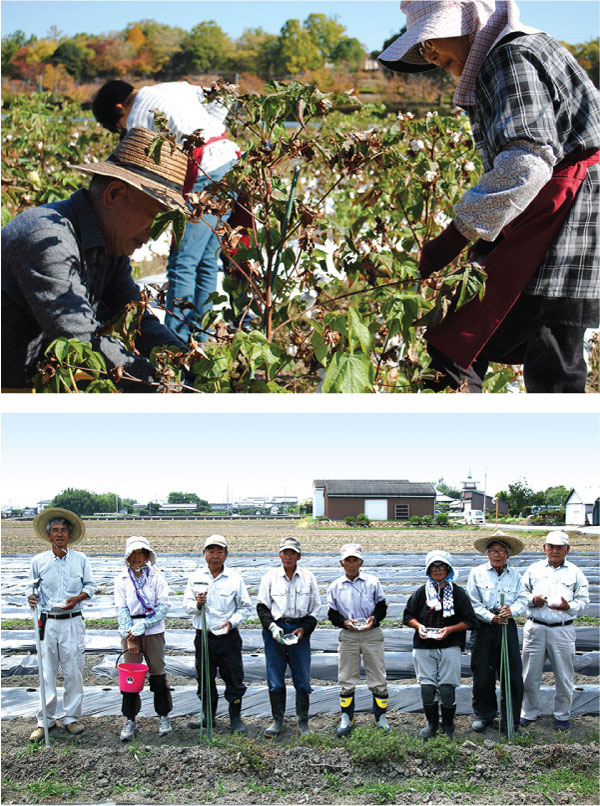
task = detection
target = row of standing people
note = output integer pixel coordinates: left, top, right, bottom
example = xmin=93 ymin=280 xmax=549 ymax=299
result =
xmin=26 ymin=508 xmax=589 ymax=743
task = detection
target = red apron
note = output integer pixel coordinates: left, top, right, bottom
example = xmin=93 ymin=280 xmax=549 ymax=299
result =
xmin=425 ymin=148 xmax=600 ymax=369
xmin=183 ymin=134 xmax=234 ymax=195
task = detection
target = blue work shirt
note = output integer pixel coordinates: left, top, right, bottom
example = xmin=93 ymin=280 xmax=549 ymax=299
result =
xmin=27 ymin=548 xmax=97 ymax=614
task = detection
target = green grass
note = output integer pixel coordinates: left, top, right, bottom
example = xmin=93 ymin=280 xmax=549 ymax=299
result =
xmin=397 ymin=777 xmax=487 ymax=796
xmin=525 ymin=768 xmax=599 ymax=800
xmin=291 ymin=731 xmax=338 ymax=750
xmin=350 ymin=780 xmax=402 ymax=803
xmin=109 ymin=781 xmax=142 ymax=795
xmin=247 ymin=781 xmax=275 ymax=794
xmin=345 ymin=727 xmax=461 ymax=765
xmin=214 ymin=733 xmax=275 ymax=776
xmin=324 ymin=771 xmax=345 ymax=794
xmin=12 ymin=769 xmax=83 ymax=800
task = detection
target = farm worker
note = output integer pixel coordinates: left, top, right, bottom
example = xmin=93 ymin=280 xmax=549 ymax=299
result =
xmin=256 ymin=537 xmax=321 ymax=737
xmin=466 ymin=532 xmax=528 ymax=734
xmin=114 ymin=536 xmax=173 ymax=741
xmin=327 ymin=543 xmax=390 ymax=737
xmin=404 ymin=550 xmax=479 ymax=739
xmin=92 ymin=80 xmax=241 ymax=344
xmin=1 ymin=127 xmax=189 ymax=392
xmin=519 ymin=531 xmax=589 ymax=731
xmin=379 ymin=0 xmax=600 ymax=393
xmin=26 ymin=508 xmax=97 ymax=741
xmin=183 ymin=535 xmax=252 ymax=733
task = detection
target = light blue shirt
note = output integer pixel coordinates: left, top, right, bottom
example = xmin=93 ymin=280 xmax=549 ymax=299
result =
xmin=27 ymin=548 xmax=97 ymax=614
xmin=327 ymin=571 xmax=385 ymax=621
xmin=466 ymin=561 xmax=528 ymax=623
xmin=521 ymin=558 xmax=589 ymax=622
xmin=183 ymin=564 xmax=252 ymax=631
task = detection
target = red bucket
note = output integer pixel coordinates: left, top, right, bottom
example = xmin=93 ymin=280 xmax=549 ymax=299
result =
xmin=116 ymin=651 xmax=149 ymax=693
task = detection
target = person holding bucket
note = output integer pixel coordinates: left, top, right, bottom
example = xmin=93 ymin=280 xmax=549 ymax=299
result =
xmin=26 ymin=507 xmax=97 ymax=742
xmin=403 ymin=550 xmax=478 ymax=739
xmin=467 ymin=532 xmax=528 ymax=734
xmin=114 ymin=536 xmax=173 ymax=740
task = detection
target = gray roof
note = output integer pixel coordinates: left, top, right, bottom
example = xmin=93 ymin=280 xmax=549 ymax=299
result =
xmin=313 ymin=480 xmax=435 ymax=498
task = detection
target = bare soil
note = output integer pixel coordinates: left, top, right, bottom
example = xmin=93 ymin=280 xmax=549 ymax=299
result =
xmin=2 ymin=519 xmax=598 ymax=804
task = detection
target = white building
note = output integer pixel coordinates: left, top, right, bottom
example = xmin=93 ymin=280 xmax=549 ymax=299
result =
xmin=565 ymin=487 xmax=600 ymax=526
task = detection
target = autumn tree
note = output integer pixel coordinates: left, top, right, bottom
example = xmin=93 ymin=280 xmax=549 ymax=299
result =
xmin=172 ymin=21 xmax=233 ymax=75
xmin=331 ymin=37 xmax=365 ymax=70
xmin=275 ymin=19 xmax=322 ymax=74
xmin=233 ymin=27 xmax=278 ymax=75
xmin=303 ymin=13 xmax=346 ymax=61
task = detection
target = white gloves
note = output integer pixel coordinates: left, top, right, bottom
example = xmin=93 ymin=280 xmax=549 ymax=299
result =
xmin=269 ymin=623 xmax=284 ymax=643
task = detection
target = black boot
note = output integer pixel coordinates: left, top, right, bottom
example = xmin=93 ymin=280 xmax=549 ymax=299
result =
xmin=228 ymin=698 xmax=247 ymax=734
xmin=264 ymin=690 xmax=286 ymax=738
xmin=441 ymin=705 xmax=456 ymax=738
xmin=149 ymin=674 xmax=173 ymax=716
xmin=296 ymin=691 xmax=311 ymax=735
xmin=337 ymin=694 xmax=355 ymax=738
xmin=419 ymin=702 xmax=439 ymax=740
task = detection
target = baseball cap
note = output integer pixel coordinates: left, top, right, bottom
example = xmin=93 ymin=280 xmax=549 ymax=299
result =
xmin=544 ymin=531 xmax=570 ymax=546
xmin=340 ymin=543 xmax=363 ymax=560
xmin=203 ymin=534 xmax=228 ymax=551
xmin=279 ymin=537 xmax=301 ymax=553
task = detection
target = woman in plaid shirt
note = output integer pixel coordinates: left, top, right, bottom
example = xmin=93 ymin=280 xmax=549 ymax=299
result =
xmin=379 ymin=0 xmax=599 ymax=393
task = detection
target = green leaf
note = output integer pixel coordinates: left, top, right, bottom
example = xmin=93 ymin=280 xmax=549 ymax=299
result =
xmin=347 ymin=307 xmax=372 ymax=354
xmin=312 ymin=330 xmax=328 ymax=365
xmin=145 ymin=136 xmax=164 ymax=165
xmin=321 ymin=351 xmax=374 ymax=393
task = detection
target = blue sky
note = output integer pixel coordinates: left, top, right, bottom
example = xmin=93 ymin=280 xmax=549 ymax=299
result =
xmin=2 ymin=413 xmax=598 ymax=506
xmin=1 ymin=1 xmax=598 ymax=50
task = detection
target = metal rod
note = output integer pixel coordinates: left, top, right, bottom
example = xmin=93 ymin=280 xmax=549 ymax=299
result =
xmin=32 ymin=581 xmax=50 ymax=748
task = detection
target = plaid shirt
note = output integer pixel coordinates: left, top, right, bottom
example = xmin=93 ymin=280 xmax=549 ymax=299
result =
xmin=466 ymin=33 xmax=600 ymax=302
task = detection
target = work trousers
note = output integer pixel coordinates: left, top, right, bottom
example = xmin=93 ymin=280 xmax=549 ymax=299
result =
xmin=427 ymin=298 xmax=588 ymax=393
xmin=338 ymin=626 xmax=387 ymax=697
xmin=470 ymin=620 xmax=523 ymax=727
xmin=120 ymin=633 xmax=172 ymax=718
xmin=263 ymin=620 xmax=312 ymax=695
xmin=194 ymin=628 xmax=246 ymax=710
xmin=412 ymin=645 xmax=462 ymax=689
xmin=37 ymin=615 xmax=85 ymax=727
xmin=521 ymin=620 xmax=576 ymax=721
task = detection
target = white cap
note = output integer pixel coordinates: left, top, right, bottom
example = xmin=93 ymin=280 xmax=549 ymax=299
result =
xmin=544 ymin=530 xmax=570 ymax=546
xmin=340 ymin=543 xmax=363 ymax=560
xmin=203 ymin=534 xmax=228 ymax=551
xmin=279 ymin=537 xmax=301 ymax=553
xmin=124 ymin=536 xmax=156 ymax=566
xmin=425 ymin=549 xmax=454 ymax=574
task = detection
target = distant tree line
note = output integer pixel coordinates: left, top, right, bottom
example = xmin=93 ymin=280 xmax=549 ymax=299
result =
xmin=1 ymin=14 xmax=368 ymax=84
xmin=50 ymin=488 xmax=211 ymax=515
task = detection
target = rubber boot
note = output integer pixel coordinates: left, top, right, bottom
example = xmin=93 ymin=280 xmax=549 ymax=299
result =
xmin=228 ymin=698 xmax=247 ymax=735
xmin=419 ymin=702 xmax=439 ymax=740
xmin=441 ymin=705 xmax=456 ymax=738
xmin=264 ymin=690 xmax=286 ymax=738
xmin=296 ymin=691 xmax=311 ymax=735
xmin=373 ymin=694 xmax=390 ymax=732
xmin=336 ymin=694 xmax=355 ymax=738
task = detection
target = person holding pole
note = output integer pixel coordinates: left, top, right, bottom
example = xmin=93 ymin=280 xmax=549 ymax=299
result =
xmin=520 ymin=531 xmax=589 ymax=731
xmin=183 ymin=535 xmax=252 ymax=734
xmin=467 ymin=532 xmax=528 ymax=734
xmin=114 ymin=536 xmax=173 ymax=741
xmin=256 ymin=537 xmax=321 ymax=737
xmin=26 ymin=508 xmax=96 ymax=742
xmin=327 ymin=543 xmax=390 ymax=737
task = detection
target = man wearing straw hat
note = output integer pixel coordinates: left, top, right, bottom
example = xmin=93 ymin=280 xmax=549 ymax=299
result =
xmin=26 ymin=508 xmax=96 ymax=741
xmin=183 ymin=535 xmax=252 ymax=734
xmin=467 ymin=532 xmax=528 ymax=734
xmin=520 ymin=530 xmax=589 ymax=731
xmin=1 ymin=126 xmax=189 ymax=392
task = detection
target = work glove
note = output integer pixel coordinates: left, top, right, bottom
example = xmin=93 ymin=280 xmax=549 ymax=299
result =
xmin=418 ymin=221 xmax=469 ymax=279
xmin=269 ymin=623 xmax=284 ymax=644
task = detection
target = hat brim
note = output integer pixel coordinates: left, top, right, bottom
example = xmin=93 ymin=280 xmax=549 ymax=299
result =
xmin=70 ymin=162 xmax=190 ymax=216
xmin=33 ymin=508 xmax=86 ymax=545
xmin=474 ymin=532 xmax=524 ymax=556
xmin=279 ymin=545 xmax=301 ymax=553
xmin=125 ymin=540 xmax=157 ymax=565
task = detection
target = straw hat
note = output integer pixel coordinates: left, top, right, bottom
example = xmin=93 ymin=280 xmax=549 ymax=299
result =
xmin=70 ymin=127 xmax=189 ymax=214
xmin=124 ymin=535 xmax=156 ymax=565
xmin=33 ymin=507 xmax=86 ymax=545
xmin=474 ymin=530 xmax=524 ymax=557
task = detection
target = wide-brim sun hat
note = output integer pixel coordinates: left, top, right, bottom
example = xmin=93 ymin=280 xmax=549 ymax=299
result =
xmin=70 ymin=126 xmax=190 ymax=214
xmin=474 ymin=530 xmax=524 ymax=557
xmin=425 ymin=549 xmax=454 ymax=575
xmin=33 ymin=507 xmax=86 ymax=545
xmin=378 ymin=0 xmax=476 ymax=73
xmin=124 ymin=535 xmax=156 ymax=565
